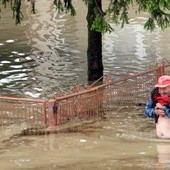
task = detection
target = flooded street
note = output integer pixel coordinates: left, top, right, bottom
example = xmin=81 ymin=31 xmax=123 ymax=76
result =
xmin=1 ymin=108 xmax=170 ymax=170
xmin=1 ymin=0 xmax=170 ymax=170
xmin=0 ymin=1 xmax=170 ymax=98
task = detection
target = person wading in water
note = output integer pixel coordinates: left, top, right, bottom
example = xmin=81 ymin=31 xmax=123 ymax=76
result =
xmin=145 ymin=75 xmax=170 ymax=138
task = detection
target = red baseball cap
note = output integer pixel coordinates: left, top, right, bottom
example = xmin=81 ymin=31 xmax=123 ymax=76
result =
xmin=154 ymin=75 xmax=170 ymax=88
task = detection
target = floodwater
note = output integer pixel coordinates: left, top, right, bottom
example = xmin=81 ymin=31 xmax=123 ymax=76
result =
xmin=0 ymin=0 xmax=170 ymax=98
xmin=1 ymin=108 xmax=170 ymax=170
xmin=1 ymin=0 xmax=170 ymax=170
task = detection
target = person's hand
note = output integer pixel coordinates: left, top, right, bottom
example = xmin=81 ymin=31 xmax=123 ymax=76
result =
xmin=155 ymin=103 xmax=165 ymax=117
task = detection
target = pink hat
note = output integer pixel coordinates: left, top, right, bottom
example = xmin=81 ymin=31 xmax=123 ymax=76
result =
xmin=154 ymin=75 xmax=170 ymax=88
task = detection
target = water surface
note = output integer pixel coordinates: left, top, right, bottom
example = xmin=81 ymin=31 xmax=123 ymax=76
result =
xmin=0 ymin=1 xmax=170 ymax=98
xmin=1 ymin=108 xmax=170 ymax=170
xmin=0 ymin=1 xmax=170 ymax=170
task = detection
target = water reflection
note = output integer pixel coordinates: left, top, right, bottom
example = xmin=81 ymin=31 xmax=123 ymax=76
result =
xmin=1 ymin=1 xmax=170 ymax=97
xmin=22 ymin=0 xmax=86 ymax=98
xmin=103 ymin=15 xmax=169 ymax=80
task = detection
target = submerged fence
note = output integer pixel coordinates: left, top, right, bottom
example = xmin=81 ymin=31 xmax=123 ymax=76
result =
xmin=0 ymin=97 xmax=47 ymax=132
xmin=0 ymin=60 xmax=170 ymax=132
xmin=51 ymin=60 xmax=170 ymax=126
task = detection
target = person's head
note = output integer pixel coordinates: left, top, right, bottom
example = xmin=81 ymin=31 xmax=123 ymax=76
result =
xmin=154 ymin=75 xmax=170 ymax=96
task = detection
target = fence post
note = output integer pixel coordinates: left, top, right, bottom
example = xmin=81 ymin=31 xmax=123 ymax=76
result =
xmin=42 ymin=100 xmax=47 ymax=125
xmin=48 ymin=99 xmax=58 ymax=126
xmin=157 ymin=65 xmax=165 ymax=79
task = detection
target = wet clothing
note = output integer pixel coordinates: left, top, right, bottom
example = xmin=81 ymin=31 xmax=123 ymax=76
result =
xmin=145 ymin=88 xmax=170 ymax=123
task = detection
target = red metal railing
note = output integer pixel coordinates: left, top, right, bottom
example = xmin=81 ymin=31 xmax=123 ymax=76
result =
xmin=0 ymin=59 xmax=170 ymax=131
xmin=0 ymin=96 xmax=47 ymax=131
xmin=50 ymin=60 xmax=170 ymax=126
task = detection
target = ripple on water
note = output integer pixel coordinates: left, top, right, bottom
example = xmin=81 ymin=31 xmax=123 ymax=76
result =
xmin=6 ymin=39 xmax=15 ymax=43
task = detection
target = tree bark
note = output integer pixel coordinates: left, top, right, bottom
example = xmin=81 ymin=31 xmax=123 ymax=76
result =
xmin=86 ymin=0 xmax=103 ymax=82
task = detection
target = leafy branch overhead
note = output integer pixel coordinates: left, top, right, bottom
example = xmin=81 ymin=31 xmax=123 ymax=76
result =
xmin=136 ymin=0 xmax=170 ymax=30
xmin=53 ymin=0 xmax=76 ymax=16
xmin=0 ymin=0 xmax=35 ymax=24
xmin=54 ymin=0 xmax=170 ymax=32
xmin=1 ymin=0 xmax=170 ymax=32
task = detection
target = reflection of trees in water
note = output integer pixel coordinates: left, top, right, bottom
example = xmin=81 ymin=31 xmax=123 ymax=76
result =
xmin=24 ymin=0 xmax=87 ymax=97
xmin=1 ymin=1 xmax=170 ymax=98
xmin=103 ymin=16 xmax=170 ymax=79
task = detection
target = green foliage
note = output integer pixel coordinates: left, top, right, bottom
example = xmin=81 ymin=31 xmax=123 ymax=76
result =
xmin=1 ymin=0 xmax=11 ymax=8
xmin=144 ymin=17 xmax=155 ymax=30
xmin=86 ymin=1 xmax=113 ymax=34
xmin=53 ymin=0 xmax=76 ymax=16
xmin=107 ymin=0 xmax=132 ymax=28
xmin=31 ymin=0 xmax=36 ymax=14
xmin=12 ymin=0 xmax=23 ymax=24
xmin=53 ymin=0 xmax=64 ymax=13
xmin=0 ymin=0 xmax=35 ymax=24
xmin=136 ymin=0 xmax=170 ymax=31
xmin=91 ymin=13 xmax=113 ymax=33
xmin=1 ymin=0 xmax=170 ymax=32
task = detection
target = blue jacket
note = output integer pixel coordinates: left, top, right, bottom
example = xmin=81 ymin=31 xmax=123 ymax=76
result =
xmin=145 ymin=88 xmax=170 ymax=121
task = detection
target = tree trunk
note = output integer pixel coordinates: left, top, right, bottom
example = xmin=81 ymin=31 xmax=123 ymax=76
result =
xmin=86 ymin=0 xmax=103 ymax=82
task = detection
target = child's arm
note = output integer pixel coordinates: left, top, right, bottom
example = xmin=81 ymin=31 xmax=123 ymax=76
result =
xmin=145 ymin=99 xmax=156 ymax=118
xmin=164 ymin=106 xmax=170 ymax=118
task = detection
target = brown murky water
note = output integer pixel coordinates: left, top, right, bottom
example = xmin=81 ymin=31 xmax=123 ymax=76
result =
xmin=1 ymin=0 xmax=170 ymax=97
xmin=1 ymin=1 xmax=170 ymax=170
xmin=1 ymin=108 xmax=170 ymax=170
